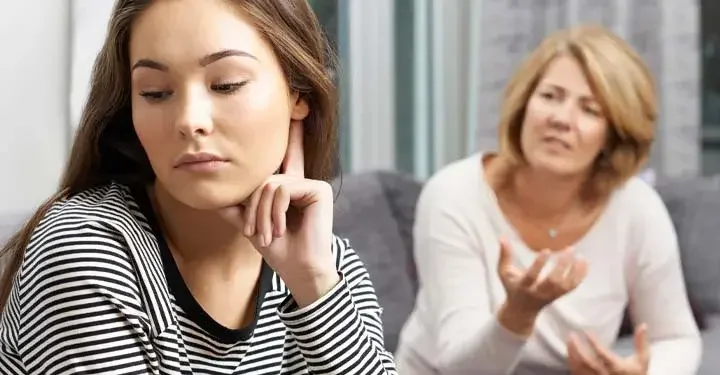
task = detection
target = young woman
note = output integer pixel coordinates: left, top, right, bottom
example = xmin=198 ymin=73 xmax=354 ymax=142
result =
xmin=396 ymin=25 xmax=701 ymax=375
xmin=0 ymin=1 xmax=397 ymax=374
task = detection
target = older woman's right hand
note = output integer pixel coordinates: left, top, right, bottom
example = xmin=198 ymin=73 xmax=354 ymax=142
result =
xmin=496 ymin=239 xmax=589 ymax=336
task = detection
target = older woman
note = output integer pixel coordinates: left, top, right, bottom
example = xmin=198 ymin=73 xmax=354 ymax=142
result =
xmin=396 ymin=25 xmax=701 ymax=375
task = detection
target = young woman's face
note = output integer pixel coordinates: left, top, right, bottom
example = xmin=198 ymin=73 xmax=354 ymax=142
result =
xmin=129 ymin=0 xmax=308 ymax=210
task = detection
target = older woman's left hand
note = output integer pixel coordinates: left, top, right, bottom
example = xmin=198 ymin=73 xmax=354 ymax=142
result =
xmin=567 ymin=324 xmax=650 ymax=375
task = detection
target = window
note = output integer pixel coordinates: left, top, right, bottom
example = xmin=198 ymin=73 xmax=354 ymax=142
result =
xmin=308 ymin=0 xmax=349 ymax=175
xmin=309 ymin=0 xmax=339 ymax=51
xmin=702 ymin=0 xmax=720 ymax=175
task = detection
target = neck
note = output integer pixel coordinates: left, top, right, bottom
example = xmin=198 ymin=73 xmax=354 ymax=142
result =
xmin=149 ymin=184 xmax=258 ymax=268
xmin=511 ymin=165 xmax=587 ymax=217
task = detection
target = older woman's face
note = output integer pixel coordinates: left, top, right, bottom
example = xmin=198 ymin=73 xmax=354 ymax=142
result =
xmin=129 ymin=0 xmax=308 ymax=210
xmin=520 ymin=55 xmax=608 ymax=177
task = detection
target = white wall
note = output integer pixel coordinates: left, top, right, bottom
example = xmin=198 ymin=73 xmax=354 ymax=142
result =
xmin=0 ymin=1 xmax=70 ymax=215
xmin=70 ymin=0 xmax=116 ymax=129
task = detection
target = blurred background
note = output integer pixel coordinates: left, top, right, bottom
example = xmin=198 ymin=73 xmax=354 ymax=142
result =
xmin=0 ymin=0 xmax=715 ymax=215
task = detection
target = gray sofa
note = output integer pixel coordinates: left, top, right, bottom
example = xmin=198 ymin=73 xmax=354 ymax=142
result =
xmin=331 ymin=171 xmax=720 ymax=374
xmin=0 ymin=173 xmax=717 ymax=372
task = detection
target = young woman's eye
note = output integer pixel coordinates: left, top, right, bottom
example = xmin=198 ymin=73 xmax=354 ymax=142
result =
xmin=211 ymin=81 xmax=248 ymax=95
xmin=139 ymin=90 xmax=172 ymax=102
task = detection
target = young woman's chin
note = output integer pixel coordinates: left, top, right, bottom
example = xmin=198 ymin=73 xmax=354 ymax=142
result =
xmin=161 ymin=181 xmax=256 ymax=211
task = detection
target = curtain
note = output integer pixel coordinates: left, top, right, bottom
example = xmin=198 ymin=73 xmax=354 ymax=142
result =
xmin=412 ymin=0 xmax=700 ymax=182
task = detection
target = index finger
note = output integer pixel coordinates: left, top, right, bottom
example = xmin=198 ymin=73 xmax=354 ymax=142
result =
xmin=520 ymin=249 xmax=550 ymax=288
xmin=497 ymin=238 xmax=513 ymax=272
xmin=567 ymin=333 xmax=605 ymax=373
xmin=586 ymin=331 xmax=623 ymax=371
xmin=633 ymin=323 xmax=650 ymax=364
xmin=282 ymin=120 xmax=305 ymax=177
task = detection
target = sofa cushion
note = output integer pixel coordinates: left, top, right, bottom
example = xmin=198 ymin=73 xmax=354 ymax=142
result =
xmin=615 ymin=314 xmax=720 ymax=375
xmin=331 ymin=172 xmax=418 ymax=352
xmin=375 ymin=171 xmax=423 ymax=292
xmin=657 ymin=176 xmax=720 ymax=314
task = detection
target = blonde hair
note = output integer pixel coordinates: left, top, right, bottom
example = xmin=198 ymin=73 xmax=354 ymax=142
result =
xmin=497 ymin=24 xmax=656 ymax=199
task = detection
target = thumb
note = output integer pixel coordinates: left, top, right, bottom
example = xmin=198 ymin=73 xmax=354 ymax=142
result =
xmin=633 ymin=323 xmax=650 ymax=364
xmin=497 ymin=238 xmax=514 ymax=273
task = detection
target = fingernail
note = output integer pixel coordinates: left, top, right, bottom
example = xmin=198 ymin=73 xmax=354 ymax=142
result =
xmin=262 ymin=234 xmax=269 ymax=247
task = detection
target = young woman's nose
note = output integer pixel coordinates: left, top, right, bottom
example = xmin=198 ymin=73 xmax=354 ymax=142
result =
xmin=175 ymin=87 xmax=214 ymax=137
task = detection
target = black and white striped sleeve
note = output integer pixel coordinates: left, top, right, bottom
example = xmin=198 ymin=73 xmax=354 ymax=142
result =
xmin=277 ymin=236 xmax=398 ymax=375
xmin=0 ymin=220 xmax=157 ymax=374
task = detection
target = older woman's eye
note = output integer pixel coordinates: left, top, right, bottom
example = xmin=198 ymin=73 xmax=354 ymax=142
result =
xmin=539 ymin=92 xmax=555 ymax=100
xmin=211 ymin=81 xmax=249 ymax=95
xmin=584 ymin=106 xmax=602 ymax=117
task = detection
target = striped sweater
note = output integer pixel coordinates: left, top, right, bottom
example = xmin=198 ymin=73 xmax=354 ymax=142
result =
xmin=0 ymin=183 xmax=397 ymax=374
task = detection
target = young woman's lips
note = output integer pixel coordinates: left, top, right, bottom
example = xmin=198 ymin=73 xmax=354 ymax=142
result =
xmin=174 ymin=152 xmax=230 ymax=172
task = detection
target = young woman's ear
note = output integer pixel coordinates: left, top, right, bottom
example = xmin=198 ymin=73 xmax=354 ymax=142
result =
xmin=290 ymin=93 xmax=310 ymax=121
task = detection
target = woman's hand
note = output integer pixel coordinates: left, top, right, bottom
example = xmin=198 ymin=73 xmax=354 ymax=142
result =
xmin=497 ymin=239 xmax=588 ymax=335
xmin=567 ymin=324 xmax=650 ymax=375
xmin=221 ymin=121 xmax=339 ymax=307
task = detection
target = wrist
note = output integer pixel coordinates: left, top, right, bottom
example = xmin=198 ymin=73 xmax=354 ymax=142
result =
xmin=498 ymin=301 xmax=539 ymax=338
xmin=283 ymin=268 xmax=340 ymax=308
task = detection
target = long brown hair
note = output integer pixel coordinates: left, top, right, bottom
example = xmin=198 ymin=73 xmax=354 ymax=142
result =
xmin=0 ymin=0 xmax=338 ymax=309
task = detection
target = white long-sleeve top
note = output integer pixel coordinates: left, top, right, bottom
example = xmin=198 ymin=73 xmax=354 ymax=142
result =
xmin=396 ymin=153 xmax=701 ymax=375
